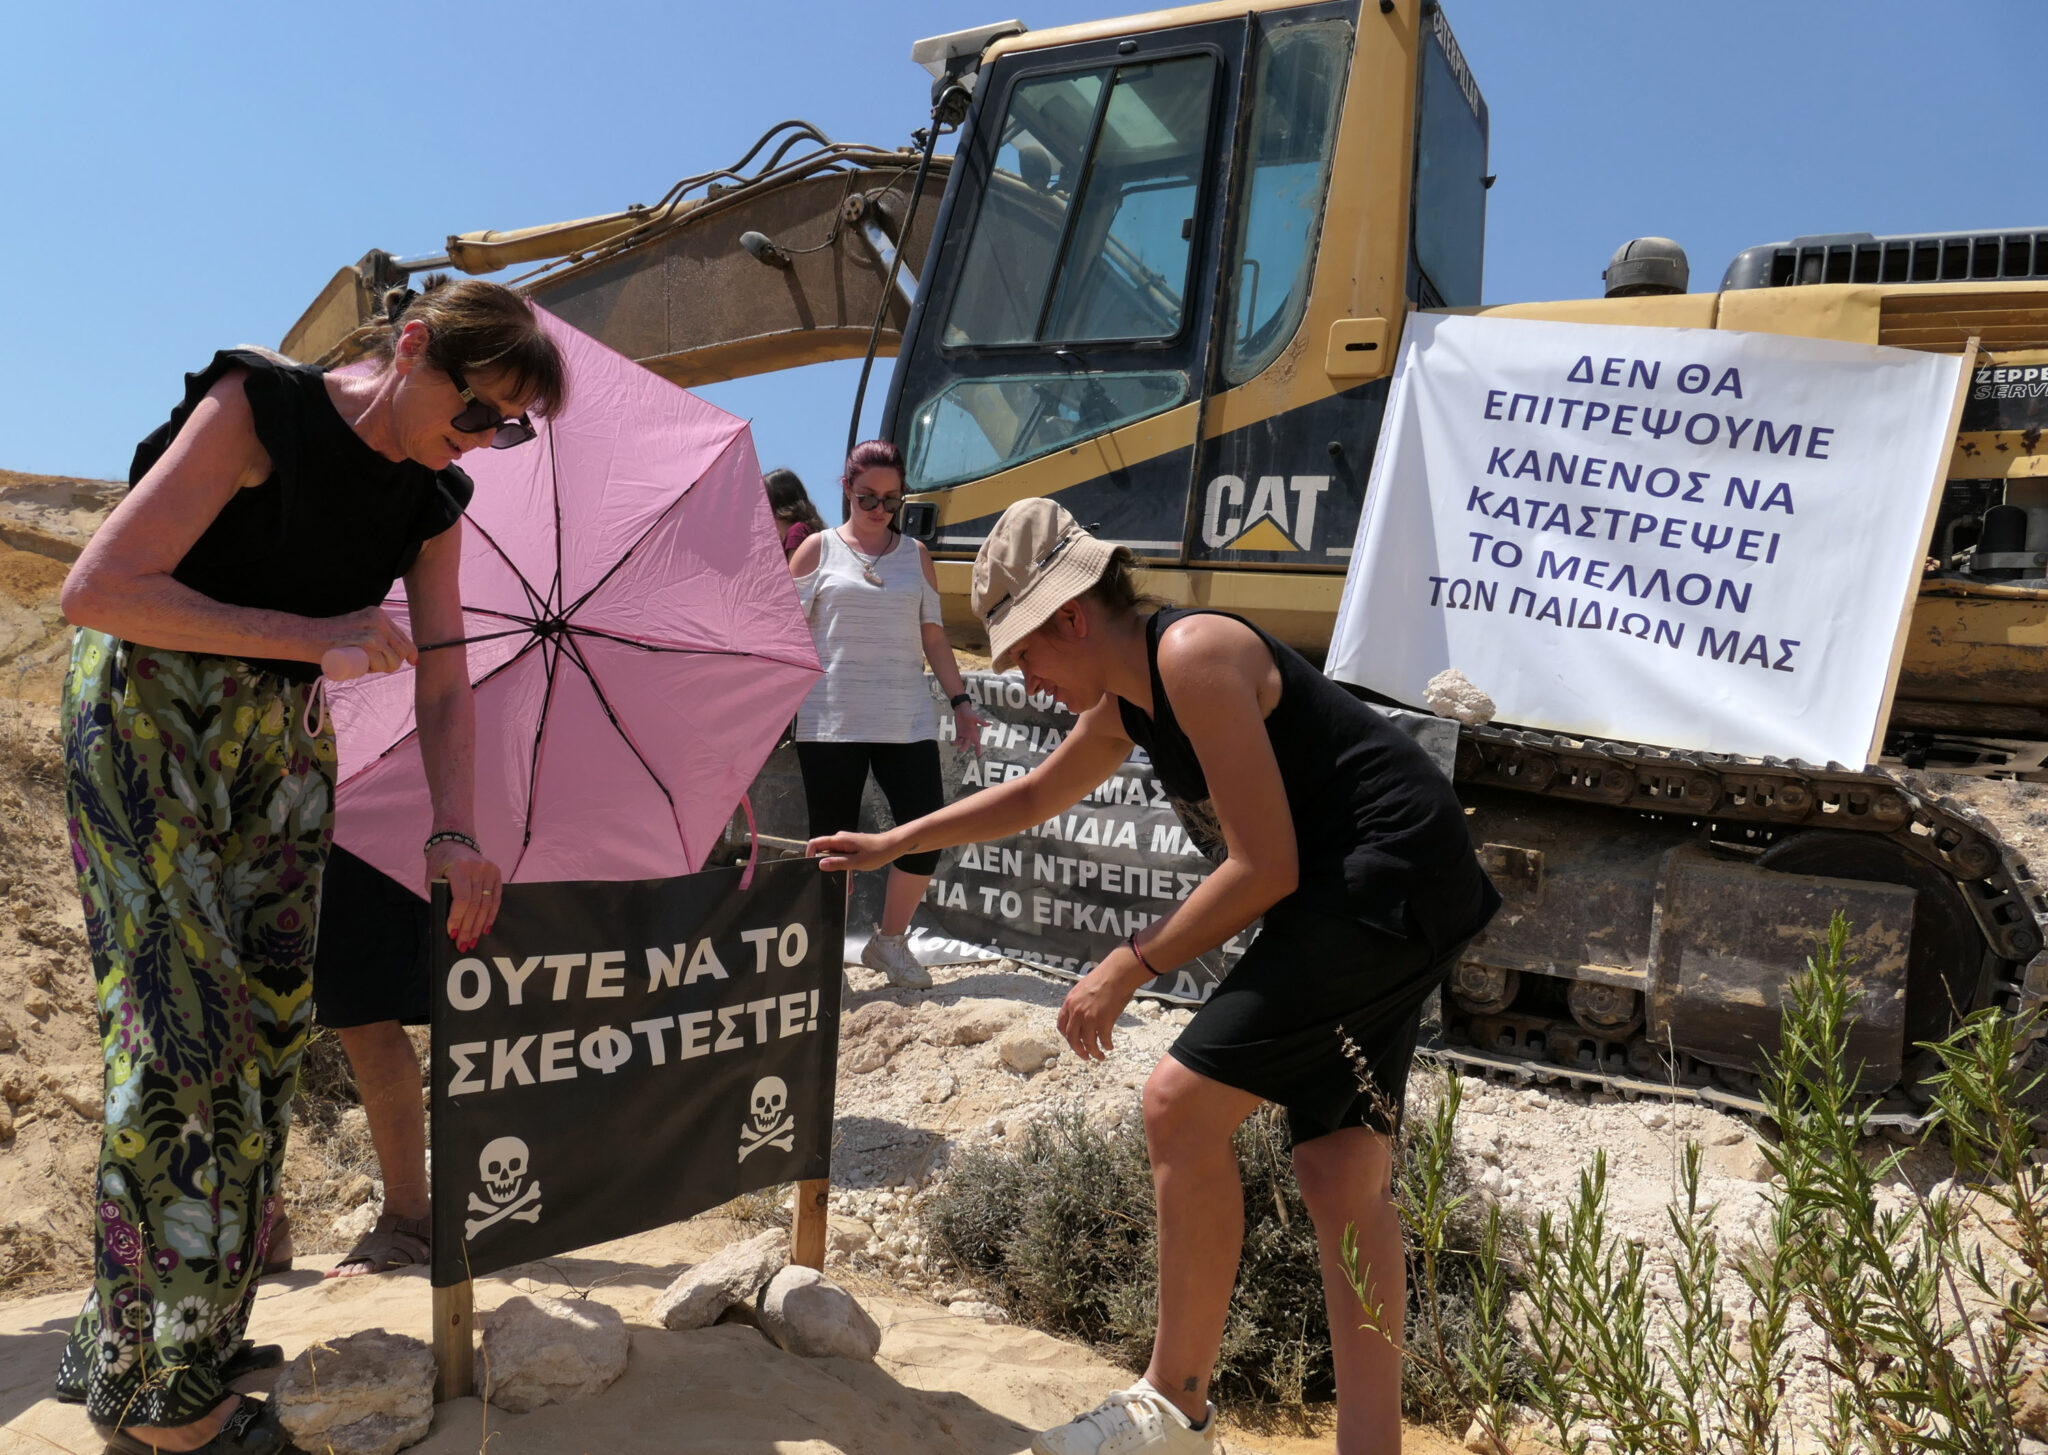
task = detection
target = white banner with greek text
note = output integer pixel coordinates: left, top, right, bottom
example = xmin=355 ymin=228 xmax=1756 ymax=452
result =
xmin=1326 ymin=314 xmax=1961 ymax=765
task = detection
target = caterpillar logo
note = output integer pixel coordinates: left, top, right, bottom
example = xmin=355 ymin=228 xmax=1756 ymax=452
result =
xmin=1201 ymin=474 xmax=1331 ymax=552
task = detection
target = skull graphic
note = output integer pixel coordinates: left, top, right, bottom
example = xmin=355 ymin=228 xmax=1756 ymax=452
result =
xmin=750 ymin=1078 xmax=788 ymax=1135
xmin=479 ymin=1136 xmax=530 ymax=1204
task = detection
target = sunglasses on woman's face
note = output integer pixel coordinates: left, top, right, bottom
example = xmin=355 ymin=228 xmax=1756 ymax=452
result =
xmin=854 ymin=491 xmax=903 ymax=514
xmin=447 ymin=365 xmax=537 ymax=449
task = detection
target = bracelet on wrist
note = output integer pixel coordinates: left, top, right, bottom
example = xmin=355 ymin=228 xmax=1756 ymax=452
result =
xmin=424 ymin=830 xmax=480 ymax=857
xmin=949 ymin=693 xmax=973 ymax=709
xmin=1127 ymin=931 xmax=1158 ymax=978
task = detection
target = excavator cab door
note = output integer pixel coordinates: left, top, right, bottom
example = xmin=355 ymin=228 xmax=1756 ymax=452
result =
xmin=886 ymin=17 xmax=1253 ymax=560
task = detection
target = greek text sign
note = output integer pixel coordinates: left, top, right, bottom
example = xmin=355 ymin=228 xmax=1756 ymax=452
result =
xmin=428 ymin=859 xmax=843 ymax=1285
xmin=1327 ymin=314 xmax=1961 ymax=765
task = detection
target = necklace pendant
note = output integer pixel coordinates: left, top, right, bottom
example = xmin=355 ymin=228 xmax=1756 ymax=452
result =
xmin=862 ymin=566 xmax=884 ymax=587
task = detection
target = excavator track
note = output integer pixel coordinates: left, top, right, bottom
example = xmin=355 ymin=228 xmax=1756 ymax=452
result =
xmin=1424 ymin=723 xmax=2048 ymax=1128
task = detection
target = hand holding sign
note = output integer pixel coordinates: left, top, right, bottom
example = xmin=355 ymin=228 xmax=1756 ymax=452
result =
xmin=808 ymin=830 xmax=899 ymax=874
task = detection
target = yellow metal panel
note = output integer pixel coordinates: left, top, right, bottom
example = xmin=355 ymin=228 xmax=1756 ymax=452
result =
xmin=1898 ymin=591 xmax=2048 ymax=707
xmin=1715 ymin=285 xmax=1882 ymax=343
xmin=1325 ymin=317 xmax=1392 ymax=379
xmin=1447 ymin=293 xmax=1721 ymax=330
xmin=935 ymin=561 xmax=1348 ymax=653
xmin=1949 ymin=433 xmax=2048 ymax=480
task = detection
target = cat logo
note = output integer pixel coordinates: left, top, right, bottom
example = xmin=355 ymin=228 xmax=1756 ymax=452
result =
xmin=1201 ymin=475 xmax=1330 ymax=553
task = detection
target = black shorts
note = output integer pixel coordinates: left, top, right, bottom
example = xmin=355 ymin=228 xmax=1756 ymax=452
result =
xmin=795 ymin=740 xmax=945 ymax=874
xmin=1168 ymin=902 xmax=1449 ymax=1147
xmin=312 ymin=845 xmax=432 ymax=1029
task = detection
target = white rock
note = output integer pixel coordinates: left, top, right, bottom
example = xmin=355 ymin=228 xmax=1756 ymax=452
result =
xmin=479 ymin=1294 xmax=630 ymax=1413
xmin=922 ymin=1073 xmax=958 ymax=1103
xmin=826 ymin=1216 xmax=874 ymax=1255
xmin=1705 ymin=1140 xmax=1773 ymax=1182
xmin=1424 ymin=668 xmax=1495 ymax=727
xmin=652 ymin=1229 xmax=788 ymax=1330
xmin=926 ymin=1002 xmax=1024 ymax=1047
xmin=948 ymin=1300 xmax=1009 ymax=1324
xmin=758 ymin=1266 xmax=883 ymax=1360
xmin=1643 ymin=1107 xmax=1671 ymax=1130
xmin=999 ymin=1029 xmax=1063 ymax=1074
xmin=274 ymin=1329 xmax=435 ymax=1455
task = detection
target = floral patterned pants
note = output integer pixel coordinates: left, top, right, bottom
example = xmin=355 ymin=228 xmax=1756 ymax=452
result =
xmin=54 ymin=631 xmax=334 ymax=1428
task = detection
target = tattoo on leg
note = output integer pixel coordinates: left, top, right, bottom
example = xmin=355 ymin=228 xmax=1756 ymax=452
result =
xmin=1183 ymin=1377 xmax=1198 ymax=1393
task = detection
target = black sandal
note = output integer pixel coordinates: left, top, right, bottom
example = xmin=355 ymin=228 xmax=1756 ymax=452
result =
xmin=328 ymin=1212 xmax=432 ymax=1277
xmin=97 ymin=1395 xmax=288 ymax=1455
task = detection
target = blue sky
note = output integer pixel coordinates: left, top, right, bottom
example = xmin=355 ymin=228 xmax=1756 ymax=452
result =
xmin=4 ymin=1 xmax=2041 ymax=511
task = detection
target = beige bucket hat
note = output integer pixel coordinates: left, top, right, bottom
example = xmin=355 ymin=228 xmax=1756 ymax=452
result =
xmin=973 ymin=498 xmax=1121 ymax=673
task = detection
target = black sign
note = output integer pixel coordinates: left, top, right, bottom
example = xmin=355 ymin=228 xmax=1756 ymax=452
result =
xmin=428 ymin=859 xmax=844 ymax=1286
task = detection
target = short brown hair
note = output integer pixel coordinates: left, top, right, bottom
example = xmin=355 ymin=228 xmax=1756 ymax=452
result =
xmin=1080 ymin=546 xmax=1168 ymax=616
xmin=375 ymin=276 xmax=568 ymax=417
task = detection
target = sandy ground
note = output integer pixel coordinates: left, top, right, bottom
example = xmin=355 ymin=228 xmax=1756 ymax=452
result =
xmin=0 ymin=1221 xmax=1462 ymax=1455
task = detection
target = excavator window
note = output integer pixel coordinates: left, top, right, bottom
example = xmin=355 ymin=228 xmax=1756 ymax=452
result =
xmin=943 ymin=53 xmax=1219 ymax=349
xmin=1221 ymin=18 xmax=1352 ymax=384
xmin=1411 ymin=9 xmax=1488 ymax=307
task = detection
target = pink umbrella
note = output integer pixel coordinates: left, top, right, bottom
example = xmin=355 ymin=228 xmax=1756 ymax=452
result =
xmin=325 ymin=307 xmax=820 ymax=893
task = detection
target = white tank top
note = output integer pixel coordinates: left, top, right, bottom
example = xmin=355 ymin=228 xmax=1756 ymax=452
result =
xmin=793 ymin=529 xmax=944 ymax=743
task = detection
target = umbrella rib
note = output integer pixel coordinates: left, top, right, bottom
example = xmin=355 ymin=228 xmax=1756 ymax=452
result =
xmin=466 ymin=516 xmax=552 ymax=622
xmin=558 ymin=633 xmax=680 ymax=818
xmin=546 ymin=422 xmax=566 ymax=618
xmin=509 ymin=636 xmax=566 ymax=881
xmin=562 ymin=624 xmax=817 ymax=671
xmin=339 ymin=638 xmax=545 ymax=774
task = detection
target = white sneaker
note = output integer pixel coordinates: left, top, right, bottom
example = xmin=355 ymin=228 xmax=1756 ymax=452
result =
xmin=1030 ymin=1379 xmax=1218 ymax=1455
xmin=859 ymin=927 xmax=933 ymax=989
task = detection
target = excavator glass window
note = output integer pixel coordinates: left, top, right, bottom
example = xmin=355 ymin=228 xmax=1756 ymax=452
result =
xmin=943 ymin=54 xmax=1219 ymax=348
xmin=1222 ymin=20 xmax=1351 ymax=385
xmin=1411 ymin=8 xmax=1488 ymax=307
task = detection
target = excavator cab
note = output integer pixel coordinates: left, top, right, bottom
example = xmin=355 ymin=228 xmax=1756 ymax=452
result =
xmin=883 ymin=0 xmax=1488 ymax=648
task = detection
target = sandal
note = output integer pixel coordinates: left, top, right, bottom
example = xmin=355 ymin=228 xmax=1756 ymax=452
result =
xmin=58 ymin=1342 xmax=283 ymax=1406
xmin=97 ymin=1395 xmax=288 ymax=1455
xmin=328 ymin=1212 xmax=432 ymax=1278
xmin=258 ymin=1213 xmax=293 ymax=1278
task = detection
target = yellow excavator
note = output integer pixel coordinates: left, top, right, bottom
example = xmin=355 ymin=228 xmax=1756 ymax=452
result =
xmin=285 ymin=0 xmax=2048 ymax=1109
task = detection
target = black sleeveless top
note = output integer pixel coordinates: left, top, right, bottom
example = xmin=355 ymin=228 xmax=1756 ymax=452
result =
xmin=128 ymin=349 xmax=474 ymax=682
xmin=1116 ymin=608 xmax=1500 ymax=957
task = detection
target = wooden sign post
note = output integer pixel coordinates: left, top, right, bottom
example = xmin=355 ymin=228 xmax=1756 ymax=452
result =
xmin=793 ymin=1177 xmax=830 ymax=1268
xmin=432 ymin=1281 xmax=474 ymax=1401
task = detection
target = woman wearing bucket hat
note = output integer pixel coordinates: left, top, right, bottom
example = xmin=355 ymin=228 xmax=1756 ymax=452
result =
xmin=810 ymin=497 xmax=1500 ymax=1455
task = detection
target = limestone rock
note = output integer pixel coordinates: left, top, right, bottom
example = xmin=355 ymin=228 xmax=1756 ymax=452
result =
xmin=947 ymin=1300 xmax=1008 ymax=1325
xmin=842 ymin=1001 xmax=917 ymax=1073
xmin=1424 ymin=668 xmax=1495 ymax=727
xmin=1704 ymin=1140 xmax=1773 ymax=1182
xmin=826 ymin=1216 xmax=874 ymax=1256
xmin=927 ymin=1002 xmax=1022 ymax=1047
xmin=2016 ymin=1365 xmax=2048 ymax=1440
xmin=758 ymin=1266 xmax=882 ymax=1361
xmin=274 ymin=1329 xmax=434 ymax=1455
xmin=652 ymin=1229 xmax=788 ymax=1330
xmin=998 ymin=1029 xmax=1062 ymax=1074
xmin=479 ymin=1294 xmax=630 ymax=1412
xmin=0 ymin=1017 xmax=16 ymax=1051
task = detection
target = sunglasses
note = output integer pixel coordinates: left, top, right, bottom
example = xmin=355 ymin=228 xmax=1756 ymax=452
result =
xmin=447 ymin=364 xmax=537 ymax=449
xmin=853 ymin=490 xmax=904 ymax=514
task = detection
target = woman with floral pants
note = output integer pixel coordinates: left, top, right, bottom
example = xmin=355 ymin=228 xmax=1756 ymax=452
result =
xmin=55 ymin=639 xmax=333 ymax=1428
xmin=55 ymin=281 xmax=564 ymax=1453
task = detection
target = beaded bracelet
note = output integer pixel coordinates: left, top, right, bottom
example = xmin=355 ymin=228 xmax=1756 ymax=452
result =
xmin=424 ymin=830 xmax=481 ymax=856
xmin=1127 ymin=931 xmax=1158 ymax=977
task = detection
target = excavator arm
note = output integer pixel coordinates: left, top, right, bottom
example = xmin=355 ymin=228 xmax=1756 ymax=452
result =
xmin=280 ymin=121 xmax=951 ymax=389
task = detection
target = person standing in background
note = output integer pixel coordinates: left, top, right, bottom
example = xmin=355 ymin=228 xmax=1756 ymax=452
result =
xmin=788 ymin=440 xmax=987 ymax=988
xmin=765 ymin=466 xmax=826 ymax=559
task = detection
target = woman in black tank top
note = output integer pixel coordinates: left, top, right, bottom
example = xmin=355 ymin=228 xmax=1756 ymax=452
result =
xmin=814 ymin=499 xmax=1498 ymax=1455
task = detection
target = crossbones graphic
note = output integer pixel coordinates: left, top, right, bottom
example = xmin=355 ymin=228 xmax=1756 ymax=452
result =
xmin=738 ymin=1076 xmax=796 ymax=1163
xmin=466 ymin=1135 xmax=543 ymax=1239
xmin=466 ymin=1184 xmax=542 ymax=1237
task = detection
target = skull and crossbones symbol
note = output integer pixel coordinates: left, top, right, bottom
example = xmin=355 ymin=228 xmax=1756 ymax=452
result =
xmin=465 ymin=1136 xmax=543 ymax=1238
xmin=737 ymin=1077 xmax=796 ymax=1163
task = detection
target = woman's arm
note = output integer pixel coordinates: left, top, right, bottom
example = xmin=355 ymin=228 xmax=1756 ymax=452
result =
xmin=60 ymin=371 xmax=415 ymax=669
xmin=405 ymin=525 xmax=502 ymax=951
xmin=1057 ymin=614 xmax=1296 ymax=1059
xmin=917 ymin=543 xmax=990 ymax=755
xmin=787 ymin=530 xmax=824 ymax=579
xmin=810 ymin=693 xmax=1134 ymax=868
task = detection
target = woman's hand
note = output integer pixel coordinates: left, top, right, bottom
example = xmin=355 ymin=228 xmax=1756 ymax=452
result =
xmin=807 ymin=830 xmax=900 ymax=874
xmin=1056 ymin=950 xmax=1152 ymax=1061
xmin=326 ymin=606 xmax=417 ymax=675
xmin=429 ymin=840 xmax=502 ymax=952
xmin=952 ymin=700 xmax=990 ymax=757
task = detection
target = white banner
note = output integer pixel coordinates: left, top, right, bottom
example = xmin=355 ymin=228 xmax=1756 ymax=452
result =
xmin=1327 ymin=314 xmax=1962 ymax=765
